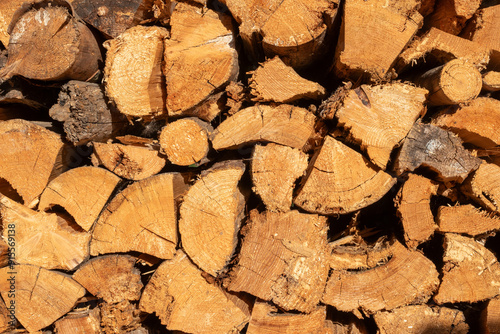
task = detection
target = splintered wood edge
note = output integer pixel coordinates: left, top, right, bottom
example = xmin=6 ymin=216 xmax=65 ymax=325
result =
xmin=437 ymin=204 xmax=500 ymax=235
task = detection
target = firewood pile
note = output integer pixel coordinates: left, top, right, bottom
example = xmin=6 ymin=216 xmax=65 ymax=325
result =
xmin=1 ymin=0 xmax=500 ymax=333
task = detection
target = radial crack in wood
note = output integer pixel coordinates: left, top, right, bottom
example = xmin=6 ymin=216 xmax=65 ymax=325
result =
xmin=461 ymin=162 xmax=500 ymax=213
xmin=437 ymin=204 xmax=500 ymax=236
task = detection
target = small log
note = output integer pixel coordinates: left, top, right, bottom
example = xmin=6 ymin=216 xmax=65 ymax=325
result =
xmin=54 ymin=307 xmax=101 ymax=334
xmin=437 ymin=204 xmax=500 ymax=235
xmin=139 ymin=251 xmax=250 ymax=333
xmin=179 ymin=161 xmax=245 ymax=276
xmin=462 ymin=162 xmax=500 ymax=213
xmin=224 ymin=210 xmax=329 ymax=313
xmin=374 ymin=305 xmax=469 ymax=334
xmin=211 ymin=104 xmax=317 ymax=151
xmin=415 ymin=59 xmax=482 ymax=106
xmin=294 ymin=135 xmax=396 ymax=215
xmin=100 ymin=300 xmax=142 ymax=334
xmin=251 ymin=143 xmax=309 ymax=212
xmin=396 ymin=174 xmax=439 ymax=248
xmin=481 ymin=296 xmax=500 ymax=334
xmin=482 ymin=71 xmax=500 ymax=91
xmin=322 ymin=240 xmax=439 ymax=314
xmin=426 ymin=0 xmax=481 ymax=35
xmin=395 ymin=122 xmax=481 ymax=184
xmin=104 ymin=26 xmax=168 ymax=120
xmin=0 ymin=0 xmax=26 ymax=47
xmin=434 ymin=233 xmax=500 ymax=304
xmin=329 ymin=237 xmax=392 ymax=270
xmin=0 ymin=264 xmax=85 ymax=333
xmin=91 ymin=172 xmax=188 ymax=259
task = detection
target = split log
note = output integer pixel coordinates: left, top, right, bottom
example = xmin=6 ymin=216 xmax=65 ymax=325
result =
xmin=179 ymin=161 xmax=245 ymax=276
xmin=249 ymin=57 xmax=326 ymax=103
xmin=415 ymin=59 xmax=482 ymax=106
xmin=426 ymin=0 xmax=481 ymax=35
xmin=322 ymin=240 xmax=439 ymax=314
xmin=396 ymin=174 xmax=438 ymax=248
xmin=294 ymin=135 xmax=396 ymax=215
xmin=481 ymin=296 xmax=500 ymax=334
xmin=139 ymin=251 xmax=250 ymax=333
xmin=462 ymin=162 xmax=500 ymax=213
xmin=211 ymin=104 xmax=317 ymax=151
xmin=38 ymin=166 xmax=121 ymax=231
xmin=437 ymin=204 xmax=500 ymax=236
xmin=224 ymin=210 xmax=329 ymax=313
xmin=329 ymin=237 xmax=392 ymax=270
xmin=103 ymin=26 xmax=168 ymax=120
xmin=91 ymin=172 xmax=188 ymax=259
xmin=0 ymin=0 xmax=26 ymax=47
xmin=0 ymin=264 xmax=86 ymax=333
xmin=482 ymin=71 xmax=500 ymax=91
xmin=100 ymin=300 xmax=142 ymax=334
xmin=251 ymin=143 xmax=309 ymax=212
xmin=434 ymin=233 xmax=500 ymax=304
xmin=54 ymin=307 xmax=101 ymax=334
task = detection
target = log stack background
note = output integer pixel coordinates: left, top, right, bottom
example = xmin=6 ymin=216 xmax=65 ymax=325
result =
xmin=0 ymin=0 xmax=500 ymax=333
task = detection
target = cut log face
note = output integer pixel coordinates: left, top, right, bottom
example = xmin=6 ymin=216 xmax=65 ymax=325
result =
xmin=294 ymin=135 xmax=396 ymax=215
xmin=426 ymin=0 xmax=481 ymax=35
xmin=437 ymin=204 xmax=500 ymax=235
xmin=374 ymin=305 xmax=469 ymax=334
xmin=211 ymin=104 xmax=317 ymax=151
xmin=0 ymin=264 xmax=85 ymax=333
xmin=0 ymin=195 xmax=90 ymax=270
xmin=322 ymin=240 xmax=439 ymax=314
xmin=462 ymin=162 xmax=500 ymax=213
xmin=179 ymin=161 xmax=245 ymax=276
xmin=329 ymin=238 xmax=393 ymax=270
xmin=91 ymin=173 xmax=188 ymax=259
xmin=104 ymin=26 xmax=168 ymax=119
xmin=481 ymin=296 xmax=500 ymax=334
xmin=225 ymin=210 xmax=329 ymax=313
xmin=39 ymin=166 xmax=121 ymax=231
xmin=482 ymin=71 xmax=500 ymax=91
xmin=54 ymin=307 xmax=101 ymax=334
xmin=139 ymin=251 xmax=250 ymax=333
xmin=434 ymin=233 xmax=500 ymax=304
xmin=164 ymin=3 xmax=238 ymax=117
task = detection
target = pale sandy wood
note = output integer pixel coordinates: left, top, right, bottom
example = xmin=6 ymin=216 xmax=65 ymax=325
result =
xmin=91 ymin=172 xmax=188 ymax=259
xmin=434 ymin=233 xmax=500 ymax=304
xmin=249 ymin=57 xmax=326 ymax=103
xmin=104 ymin=25 xmax=168 ymax=120
xmin=211 ymin=104 xmax=317 ymax=151
xmin=426 ymin=0 xmax=481 ymax=35
xmin=481 ymin=296 xmax=500 ymax=334
xmin=329 ymin=237 xmax=393 ymax=270
xmin=139 ymin=251 xmax=250 ymax=333
xmin=251 ymin=143 xmax=308 ymax=212
xmin=39 ymin=166 xmax=121 ymax=231
xmin=322 ymin=240 xmax=439 ymax=314
xmin=395 ymin=122 xmax=481 ymax=184
xmin=294 ymin=135 xmax=396 ymax=215
xmin=437 ymin=204 xmax=500 ymax=235
xmin=91 ymin=141 xmax=166 ymax=180
xmin=54 ymin=307 xmax=101 ymax=334
xmin=0 ymin=195 xmax=90 ymax=270
xmin=100 ymin=300 xmax=142 ymax=334
xmin=225 ymin=210 xmax=329 ymax=313
xmin=0 ymin=0 xmax=26 ymax=47
xmin=374 ymin=305 xmax=468 ymax=334
xmin=396 ymin=174 xmax=438 ymax=248
xmin=164 ymin=2 xmax=238 ymax=117
xmin=179 ymin=161 xmax=245 ymax=276
xmin=0 ymin=264 xmax=85 ymax=333
xmin=462 ymin=162 xmax=500 ymax=213
xmin=482 ymin=71 xmax=500 ymax=91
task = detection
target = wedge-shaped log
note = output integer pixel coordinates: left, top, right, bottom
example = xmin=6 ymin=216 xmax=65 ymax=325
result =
xmin=294 ymin=135 xmax=396 ymax=215
xmin=437 ymin=204 xmax=500 ymax=235
xmin=54 ymin=308 xmax=101 ymax=334
xmin=462 ymin=162 xmax=500 ymax=213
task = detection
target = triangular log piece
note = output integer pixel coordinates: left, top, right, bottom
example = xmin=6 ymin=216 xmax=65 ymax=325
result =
xmin=461 ymin=162 xmax=500 ymax=213
xmin=294 ymin=135 xmax=396 ymax=215
xmin=426 ymin=0 xmax=481 ymax=35
xmin=437 ymin=204 xmax=500 ymax=235
xmin=480 ymin=296 xmax=500 ymax=334
xmin=211 ymin=104 xmax=317 ymax=151
xmin=139 ymin=251 xmax=250 ymax=333
xmin=329 ymin=237 xmax=393 ymax=271
xmin=0 ymin=264 xmax=85 ymax=333
xmin=224 ymin=210 xmax=329 ymax=313
xmin=179 ymin=161 xmax=245 ymax=276
xmin=482 ymin=71 xmax=500 ymax=91
xmin=322 ymin=240 xmax=439 ymax=314
xmin=100 ymin=300 xmax=142 ymax=334
xmin=434 ymin=233 xmax=500 ymax=304
xmin=54 ymin=307 xmax=101 ymax=334
xmin=38 ymin=166 xmax=121 ymax=231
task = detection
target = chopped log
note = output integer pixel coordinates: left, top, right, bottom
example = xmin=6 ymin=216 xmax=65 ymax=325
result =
xmin=100 ymin=300 xmax=141 ymax=334
xmin=159 ymin=118 xmax=211 ymax=166
xmin=415 ymin=59 xmax=482 ymax=106
xmin=54 ymin=307 xmax=101 ymax=334
xmin=49 ymin=81 xmax=128 ymax=145
xmin=0 ymin=264 xmax=86 ymax=333
xmin=0 ymin=0 xmax=26 ymax=47
xmin=480 ymin=296 xmax=500 ymax=334
xmin=482 ymin=71 xmax=500 ymax=91
xmin=462 ymin=162 xmax=500 ymax=213
xmin=251 ymin=143 xmax=309 ymax=212
xmin=334 ymin=0 xmax=423 ymax=81
xmin=211 ymin=104 xmax=317 ymax=151
xmin=434 ymin=233 xmax=500 ymax=304
xmin=374 ymin=305 xmax=469 ymax=334
xmin=38 ymin=166 xmax=121 ymax=231
xmin=396 ymin=174 xmax=439 ymax=248
xmin=164 ymin=2 xmax=238 ymax=117
xmin=91 ymin=172 xmax=188 ymax=259
xmin=394 ymin=122 xmax=481 ymax=184
xmin=224 ymin=210 xmax=329 ymax=313
xmin=426 ymin=0 xmax=481 ymax=35
xmin=329 ymin=237 xmax=393 ymax=270
xmin=103 ymin=26 xmax=168 ymax=120
xmin=249 ymin=56 xmax=326 ymax=103
xmin=322 ymin=240 xmax=439 ymax=314
xmin=139 ymin=251 xmax=250 ymax=333
xmin=179 ymin=161 xmax=245 ymax=276
xmin=294 ymin=135 xmax=396 ymax=215
xmin=437 ymin=204 xmax=500 ymax=235
xmin=91 ymin=141 xmax=166 ymax=180
xmin=0 ymin=195 xmax=90 ymax=270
